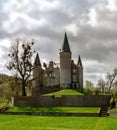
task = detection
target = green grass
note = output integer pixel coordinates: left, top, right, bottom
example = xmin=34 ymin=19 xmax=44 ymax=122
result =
xmin=0 ymin=115 xmax=117 ymax=130
xmin=44 ymin=89 xmax=86 ymax=97
xmin=8 ymin=107 xmax=99 ymax=113
xmin=111 ymin=106 xmax=117 ymax=110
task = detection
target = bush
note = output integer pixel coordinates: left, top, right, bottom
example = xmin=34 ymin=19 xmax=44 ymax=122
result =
xmin=0 ymin=103 xmax=9 ymax=112
xmin=0 ymin=96 xmax=12 ymax=112
xmin=110 ymin=98 xmax=116 ymax=109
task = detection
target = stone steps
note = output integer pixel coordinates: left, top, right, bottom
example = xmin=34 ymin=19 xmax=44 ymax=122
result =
xmin=99 ymin=107 xmax=109 ymax=117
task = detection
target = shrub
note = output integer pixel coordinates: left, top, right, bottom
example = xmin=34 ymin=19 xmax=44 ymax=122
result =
xmin=0 ymin=96 xmax=12 ymax=112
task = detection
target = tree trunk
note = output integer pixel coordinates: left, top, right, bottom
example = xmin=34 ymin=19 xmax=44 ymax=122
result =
xmin=22 ymin=81 xmax=26 ymax=96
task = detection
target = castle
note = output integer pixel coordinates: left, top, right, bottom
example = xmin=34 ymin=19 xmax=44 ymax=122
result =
xmin=32 ymin=32 xmax=83 ymax=95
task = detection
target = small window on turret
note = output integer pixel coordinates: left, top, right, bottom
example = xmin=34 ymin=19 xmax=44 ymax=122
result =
xmin=53 ymin=73 xmax=55 ymax=79
xmin=73 ymin=69 xmax=76 ymax=73
xmin=45 ymin=74 xmax=47 ymax=78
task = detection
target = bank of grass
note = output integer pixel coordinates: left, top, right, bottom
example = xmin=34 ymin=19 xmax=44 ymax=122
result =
xmin=8 ymin=107 xmax=99 ymax=113
xmin=44 ymin=89 xmax=87 ymax=97
xmin=112 ymin=106 xmax=117 ymax=110
xmin=0 ymin=115 xmax=117 ymax=130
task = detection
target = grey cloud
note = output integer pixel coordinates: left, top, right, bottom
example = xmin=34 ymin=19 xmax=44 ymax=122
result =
xmin=84 ymin=73 xmax=102 ymax=83
xmin=46 ymin=8 xmax=76 ymax=24
xmin=0 ymin=0 xmax=117 ymax=84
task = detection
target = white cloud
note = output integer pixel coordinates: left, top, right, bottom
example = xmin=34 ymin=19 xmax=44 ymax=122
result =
xmin=88 ymin=8 xmax=97 ymax=26
xmin=107 ymin=0 xmax=117 ymax=11
xmin=37 ymin=0 xmax=60 ymax=11
xmin=66 ymin=24 xmax=79 ymax=36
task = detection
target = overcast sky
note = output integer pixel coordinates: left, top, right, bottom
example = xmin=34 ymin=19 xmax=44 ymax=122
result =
xmin=0 ymin=0 xmax=117 ymax=85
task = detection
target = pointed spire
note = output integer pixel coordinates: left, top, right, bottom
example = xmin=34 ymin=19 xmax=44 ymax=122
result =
xmin=62 ymin=32 xmax=71 ymax=53
xmin=77 ymin=55 xmax=83 ymax=67
xmin=34 ymin=53 xmax=41 ymax=67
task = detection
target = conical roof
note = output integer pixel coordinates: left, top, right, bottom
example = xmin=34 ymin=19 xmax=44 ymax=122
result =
xmin=62 ymin=32 xmax=71 ymax=52
xmin=34 ymin=53 xmax=41 ymax=67
xmin=77 ymin=55 xmax=83 ymax=67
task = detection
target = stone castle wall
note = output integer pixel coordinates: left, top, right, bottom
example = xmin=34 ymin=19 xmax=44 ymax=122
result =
xmin=60 ymin=52 xmax=71 ymax=88
xmin=78 ymin=66 xmax=83 ymax=90
xmin=12 ymin=95 xmax=111 ymax=107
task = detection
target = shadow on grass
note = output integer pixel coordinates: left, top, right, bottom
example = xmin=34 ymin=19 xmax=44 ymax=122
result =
xmin=8 ymin=107 xmax=63 ymax=112
xmin=8 ymin=106 xmax=99 ymax=113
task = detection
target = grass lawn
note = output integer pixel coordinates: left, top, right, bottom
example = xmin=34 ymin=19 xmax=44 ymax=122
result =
xmin=43 ymin=89 xmax=87 ymax=97
xmin=0 ymin=115 xmax=117 ymax=130
xmin=8 ymin=107 xmax=99 ymax=113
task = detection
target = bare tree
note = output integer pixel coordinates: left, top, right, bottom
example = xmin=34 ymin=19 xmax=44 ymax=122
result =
xmin=84 ymin=80 xmax=94 ymax=94
xmin=7 ymin=38 xmax=36 ymax=96
xmin=106 ymin=68 xmax=117 ymax=91
xmin=97 ymin=78 xmax=106 ymax=93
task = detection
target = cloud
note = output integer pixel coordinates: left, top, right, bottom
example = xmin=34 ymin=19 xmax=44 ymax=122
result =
xmin=0 ymin=0 xmax=117 ymax=84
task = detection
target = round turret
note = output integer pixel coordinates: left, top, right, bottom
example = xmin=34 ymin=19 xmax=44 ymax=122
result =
xmin=59 ymin=32 xmax=72 ymax=88
xmin=77 ymin=55 xmax=83 ymax=90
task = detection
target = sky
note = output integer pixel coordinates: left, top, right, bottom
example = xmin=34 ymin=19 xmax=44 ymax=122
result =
xmin=0 ymin=0 xmax=117 ymax=85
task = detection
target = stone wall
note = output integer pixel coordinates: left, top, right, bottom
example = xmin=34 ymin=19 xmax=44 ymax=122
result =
xmin=110 ymin=110 xmax=117 ymax=116
xmin=3 ymin=112 xmax=99 ymax=117
xmin=12 ymin=95 xmax=111 ymax=107
xmin=39 ymin=86 xmax=60 ymax=94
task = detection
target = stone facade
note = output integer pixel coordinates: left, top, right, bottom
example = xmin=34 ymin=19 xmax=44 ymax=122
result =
xmin=32 ymin=32 xmax=83 ymax=96
xmin=60 ymin=52 xmax=71 ymax=88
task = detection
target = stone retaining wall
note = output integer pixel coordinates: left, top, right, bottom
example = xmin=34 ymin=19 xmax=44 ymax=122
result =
xmin=2 ymin=112 xmax=99 ymax=117
xmin=12 ymin=95 xmax=111 ymax=107
xmin=110 ymin=110 xmax=117 ymax=116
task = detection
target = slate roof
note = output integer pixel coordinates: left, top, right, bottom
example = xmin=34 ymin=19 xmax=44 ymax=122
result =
xmin=62 ymin=32 xmax=71 ymax=53
xmin=77 ymin=55 xmax=83 ymax=67
xmin=34 ymin=53 xmax=41 ymax=67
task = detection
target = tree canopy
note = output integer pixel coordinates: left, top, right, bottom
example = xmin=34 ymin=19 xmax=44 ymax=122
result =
xmin=7 ymin=38 xmax=36 ymax=96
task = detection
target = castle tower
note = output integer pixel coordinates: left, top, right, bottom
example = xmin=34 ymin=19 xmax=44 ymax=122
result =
xmin=77 ymin=55 xmax=83 ymax=90
xmin=59 ymin=32 xmax=72 ymax=88
xmin=32 ymin=53 xmax=43 ymax=95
